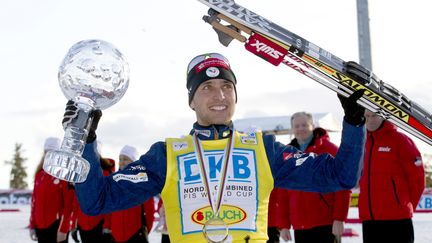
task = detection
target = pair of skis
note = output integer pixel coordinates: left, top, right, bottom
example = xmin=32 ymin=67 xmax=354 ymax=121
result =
xmin=197 ymin=0 xmax=432 ymax=146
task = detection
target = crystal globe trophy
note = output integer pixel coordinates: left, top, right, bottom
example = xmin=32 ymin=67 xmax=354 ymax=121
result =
xmin=43 ymin=39 xmax=129 ymax=183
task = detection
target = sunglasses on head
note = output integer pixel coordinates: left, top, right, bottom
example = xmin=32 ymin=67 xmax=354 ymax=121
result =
xmin=186 ymin=53 xmax=230 ymax=74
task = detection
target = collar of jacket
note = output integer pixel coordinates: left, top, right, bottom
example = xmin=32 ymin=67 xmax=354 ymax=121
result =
xmin=190 ymin=122 xmax=233 ymax=140
xmin=367 ymin=120 xmax=396 ymax=136
xmin=289 ymin=127 xmax=329 ymax=150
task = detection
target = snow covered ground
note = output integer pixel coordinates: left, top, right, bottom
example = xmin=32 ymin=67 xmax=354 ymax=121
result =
xmin=1 ymin=205 xmax=431 ymax=243
xmin=0 ymin=205 xmax=161 ymax=243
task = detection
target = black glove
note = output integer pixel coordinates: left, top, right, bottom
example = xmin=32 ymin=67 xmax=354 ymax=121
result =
xmin=343 ymin=61 xmax=372 ymax=85
xmin=338 ymin=89 xmax=365 ymax=126
xmin=62 ymin=100 xmax=102 ymax=144
xmin=86 ymin=109 xmax=102 ymax=144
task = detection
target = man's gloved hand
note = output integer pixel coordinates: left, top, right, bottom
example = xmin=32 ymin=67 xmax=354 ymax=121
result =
xmin=338 ymin=60 xmax=370 ymax=126
xmin=86 ymin=109 xmax=102 ymax=144
xmin=338 ymin=89 xmax=366 ymax=126
xmin=343 ymin=61 xmax=372 ymax=84
xmin=29 ymin=228 xmax=37 ymax=241
xmin=62 ymin=100 xmax=102 ymax=144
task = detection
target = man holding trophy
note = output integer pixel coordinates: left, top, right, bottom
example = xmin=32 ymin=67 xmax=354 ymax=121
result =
xmin=47 ymin=47 xmax=367 ymax=242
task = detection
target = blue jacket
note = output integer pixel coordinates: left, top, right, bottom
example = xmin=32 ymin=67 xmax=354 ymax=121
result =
xmin=76 ymin=121 xmax=365 ymax=215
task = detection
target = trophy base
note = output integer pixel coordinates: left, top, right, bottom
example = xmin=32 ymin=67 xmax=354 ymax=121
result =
xmin=43 ymin=150 xmax=90 ymax=183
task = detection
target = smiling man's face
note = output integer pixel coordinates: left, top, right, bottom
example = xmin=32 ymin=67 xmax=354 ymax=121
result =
xmin=189 ymin=79 xmax=236 ymax=126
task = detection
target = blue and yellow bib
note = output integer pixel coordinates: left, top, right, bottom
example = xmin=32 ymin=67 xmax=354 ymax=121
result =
xmin=162 ymin=131 xmax=273 ymax=242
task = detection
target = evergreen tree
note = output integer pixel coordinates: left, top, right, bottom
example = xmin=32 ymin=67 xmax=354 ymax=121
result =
xmin=426 ymin=170 xmax=432 ymax=188
xmin=4 ymin=143 xmax=28 ymax=189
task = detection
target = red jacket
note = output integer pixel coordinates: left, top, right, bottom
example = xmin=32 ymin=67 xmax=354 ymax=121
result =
xmin=71 ymin=195 xmax=111 ymax=230
xmin=29 ymin=170 xmax=74 ymax=233
xmin=268 ymin=128 xmax=351 ymax=230
xmin=110 ymin=198 xmax=155 ymax=242
xmin=359 ymin=121 xmax=425 ymax=221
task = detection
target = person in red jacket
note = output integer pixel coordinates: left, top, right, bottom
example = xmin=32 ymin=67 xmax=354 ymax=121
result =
xmin=359 ymin=110 xmax=425 ymax=243
xmin=268 ymin=112 xmax=351 ymax=243
xmin=29 ymin=137 xmax=74 ymax=243
xmin=109 ymin=145 xmax=156 ymax=243
xmin=70 ymin=154 xmax=115 ymax=243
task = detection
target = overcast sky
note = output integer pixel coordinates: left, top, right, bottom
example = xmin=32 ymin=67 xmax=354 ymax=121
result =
xmin=1 ymin=0 xmax=431 ymax=189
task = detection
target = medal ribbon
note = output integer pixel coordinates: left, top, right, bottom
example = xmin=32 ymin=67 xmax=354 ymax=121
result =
xmin=192 ymin=131 xmax=234 ymax=217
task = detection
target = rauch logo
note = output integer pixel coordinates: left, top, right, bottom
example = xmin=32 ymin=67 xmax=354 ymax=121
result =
xmin=191 ymin=205 xmax=247 ymax=225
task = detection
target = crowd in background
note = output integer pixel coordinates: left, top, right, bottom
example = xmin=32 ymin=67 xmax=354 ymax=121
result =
xmin=29 ymin=140 xmax=169 ymax=243
xmin=30 ymin=108 xmax=425 ymax=243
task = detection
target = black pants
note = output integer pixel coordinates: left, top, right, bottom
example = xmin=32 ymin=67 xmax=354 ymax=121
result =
xmin=294 ymin=225 xmax=335 ymax=243
xmin=78 ymin=220 xmax=104 ymax=243
xmin=35 ymin=220 xmax=69 ymax=243
xmin=116 ymin=227 xmax=148 ymax=243
xmin=362 ymin=218 xmax=414 ymax=243
xmin=161 ymin=234 xmax=170 ymax=243
xmin=267 ymin=227 xmax=280 ymax=243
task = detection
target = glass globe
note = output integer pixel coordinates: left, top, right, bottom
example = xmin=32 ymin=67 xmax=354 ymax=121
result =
xmin=44 ymin=39 xmax=129 ymax=183
xmin=58 ymin=39 xmax=129 ymax=110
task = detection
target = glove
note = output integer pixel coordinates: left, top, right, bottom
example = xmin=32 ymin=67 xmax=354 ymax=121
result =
xmin=57 ymin=231 xmax=67 ymax=242
xmin=338 ymin=60 xmax=368 ymax=126
xmin=29 ymin=228 xmax=37 ymax=241
xmin=62 ymin=100 xmax=102 ymax=144
xmin=280 ymin=228 xmax=292 ymax=241
xmin=338 ymin=89 xmax=365 ymax=126
xmin=86 ymin=109 xmax=102 ymax=144
xmin=343 ymin=61 xmax=372 ymax=84
xmin=332 ymin=220 xmax=345 ymax=236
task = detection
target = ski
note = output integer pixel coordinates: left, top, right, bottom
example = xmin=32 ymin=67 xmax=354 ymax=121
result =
xmin=198 ymin=0 xmax=432 ymax=146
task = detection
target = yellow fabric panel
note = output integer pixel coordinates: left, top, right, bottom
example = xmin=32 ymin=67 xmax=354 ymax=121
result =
xmin=162 ymin=131 xmax=274 ymax=242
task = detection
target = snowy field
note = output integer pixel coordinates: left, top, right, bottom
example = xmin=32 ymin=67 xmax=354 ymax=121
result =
xmin=1 ymin=205 xmax=431 ymax=243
